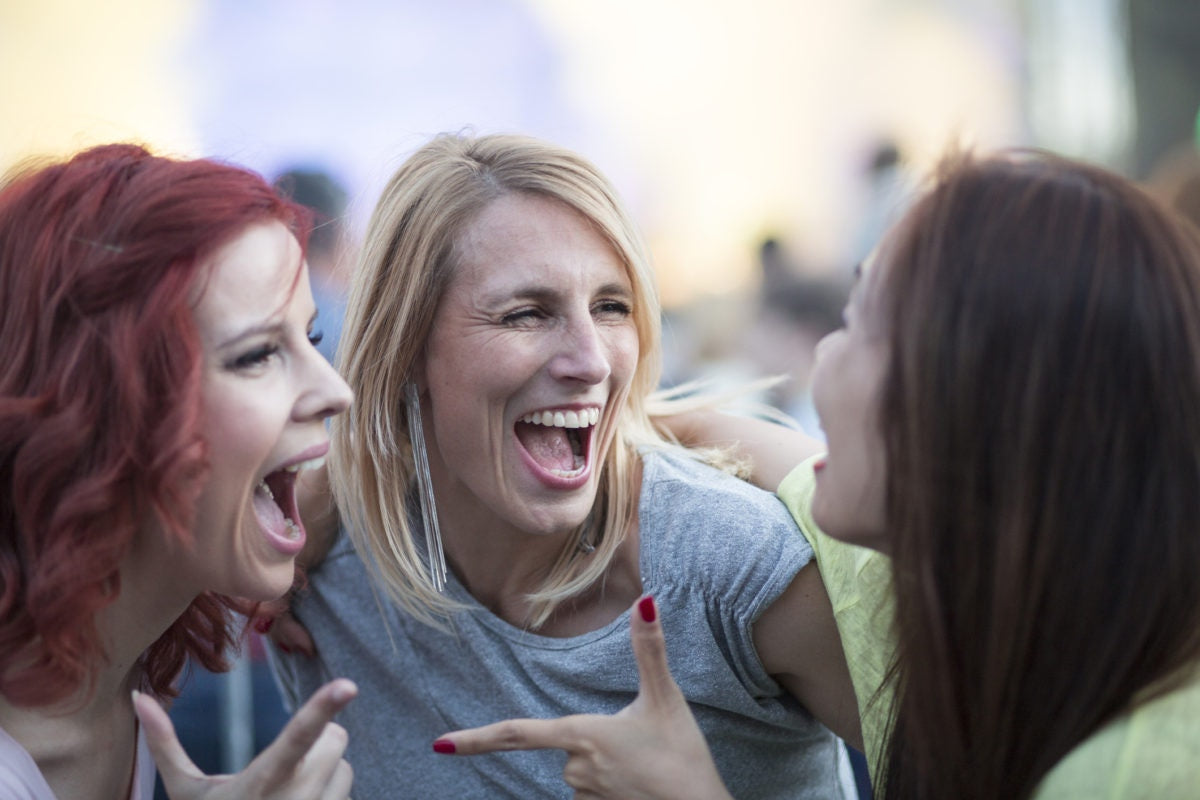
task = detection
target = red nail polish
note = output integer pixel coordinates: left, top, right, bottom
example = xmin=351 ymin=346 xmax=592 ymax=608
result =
xmin=433 ymin=739 xmax=456 ymax=754
xmin=253 ymin=616 xmax=274 ymax=635
xmin=638 ymin=595 xmax=656 ymax=623
xmin=279 ymin=644 xmax=293 ymax=654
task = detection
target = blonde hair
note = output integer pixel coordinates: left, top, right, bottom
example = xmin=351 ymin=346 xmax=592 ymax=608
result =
xmin=331 ymin=133 xmax=672 ymax=628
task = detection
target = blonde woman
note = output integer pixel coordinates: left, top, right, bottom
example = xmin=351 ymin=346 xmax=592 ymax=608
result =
xmin=269 ymin=133 xmax=860 ymax=799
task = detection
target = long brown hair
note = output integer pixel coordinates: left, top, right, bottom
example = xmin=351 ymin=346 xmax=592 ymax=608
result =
xmin=876 ymin=151 xmax=1200 ymax=798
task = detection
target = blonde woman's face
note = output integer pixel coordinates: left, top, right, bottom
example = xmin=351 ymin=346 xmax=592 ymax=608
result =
xmin=419 ymin=193 xmax=638 ymax=544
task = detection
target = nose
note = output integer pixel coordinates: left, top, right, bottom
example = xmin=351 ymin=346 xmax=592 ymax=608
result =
xmin=549 ymin=316 xmax=612 ymax=385
xmin=814 ymin=329 xmax=838 ymax=361
xmin=296 ymin=349 xmax=354 ymax=422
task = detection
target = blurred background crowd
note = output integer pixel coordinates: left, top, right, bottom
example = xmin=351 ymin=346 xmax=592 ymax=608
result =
xmin=3 ymin=0 xmax=1198 ymax=796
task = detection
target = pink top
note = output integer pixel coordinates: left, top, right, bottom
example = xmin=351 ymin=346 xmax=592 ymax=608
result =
xmin=0 ymin=722 xmax=156 ymax=800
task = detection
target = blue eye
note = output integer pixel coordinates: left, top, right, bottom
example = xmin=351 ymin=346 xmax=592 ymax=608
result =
xmin=308 ymin=329 xmax=325 ymax=347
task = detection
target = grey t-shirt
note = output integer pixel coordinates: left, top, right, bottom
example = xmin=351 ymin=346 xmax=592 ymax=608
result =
xmin=271 ymin=448 xmax=852 ymax=799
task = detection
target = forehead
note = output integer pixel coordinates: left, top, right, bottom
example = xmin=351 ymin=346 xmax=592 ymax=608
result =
xmin=450 ymin=193 xmax=629 ymax=291
xmin=192 ymin=220 xmax=306 ymax=340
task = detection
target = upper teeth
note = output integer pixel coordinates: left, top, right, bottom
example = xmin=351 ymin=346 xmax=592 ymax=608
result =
xmin=520 ymin=409 xmax=600 ymax=428
xmin=284 ymin=456 xmax=326 ymax=473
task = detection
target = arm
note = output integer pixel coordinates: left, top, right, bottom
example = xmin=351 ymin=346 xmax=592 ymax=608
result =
xmin=662 ymin=410 xmax=823 ymax=491
xmin=753 ymin=562 xmax=863 ymax=750
xmin=435 ymin=597 xmax=734 ymax=800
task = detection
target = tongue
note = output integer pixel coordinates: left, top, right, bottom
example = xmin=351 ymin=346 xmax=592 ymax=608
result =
xmin=252 ymin=487 xmax=287 ymax=535
xmin=517 ymin=424 xmax=577 ymax=472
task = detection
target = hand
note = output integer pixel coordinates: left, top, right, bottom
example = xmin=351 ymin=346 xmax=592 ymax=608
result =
xmin=433 ymin=596 xmax=734 ymax=800
xmin=134 ymin=678 xmax=357 ymax=800
xmin=254 ymin=608 xmax=317 ymax=658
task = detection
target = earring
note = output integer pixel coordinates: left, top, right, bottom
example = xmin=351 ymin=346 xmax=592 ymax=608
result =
xmin=406 ymin=381 xmax=448 ymax=592
xmin=577 ymin=532 xmax=596 ymax=555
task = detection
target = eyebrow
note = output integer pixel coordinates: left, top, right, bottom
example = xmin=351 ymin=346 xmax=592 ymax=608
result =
xmin=216 ymin=321 xmax=285 ymax=350
xmin=215 ymin=309 xmax=318 ymax=350
xmin=488 ymin=281 xmax=634 ymax=304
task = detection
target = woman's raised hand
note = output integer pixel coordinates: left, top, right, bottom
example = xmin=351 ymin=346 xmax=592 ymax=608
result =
xmin=134 ymin=678 xmax=357 ymax=800
xmin=433 ymin=597 xmax=734 ymax=800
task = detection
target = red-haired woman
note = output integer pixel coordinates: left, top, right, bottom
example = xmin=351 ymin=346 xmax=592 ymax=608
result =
xmin=0 ymin=144 xmax=356 ymax=799
xmin=439 ymin=151 xmax=1200 ymax=799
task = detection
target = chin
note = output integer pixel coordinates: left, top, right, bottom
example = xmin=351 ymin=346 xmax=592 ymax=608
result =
xmin=237 ymin=570 xmax=296 ymax=603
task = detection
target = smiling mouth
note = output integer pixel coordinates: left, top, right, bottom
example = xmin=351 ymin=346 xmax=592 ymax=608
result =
xmin=515 ymin=408 xmax=599 ymax=477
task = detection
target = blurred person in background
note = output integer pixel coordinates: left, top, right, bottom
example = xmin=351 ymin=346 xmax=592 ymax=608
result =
xmin=739 ymin=238 xmax=849 ymax=440
xmin=273 ymin=167 xmax=354 ymax=364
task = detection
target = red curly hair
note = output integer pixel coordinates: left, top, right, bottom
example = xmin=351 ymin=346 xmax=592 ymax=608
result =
xmin=0 ymin=143 xmax=311 ymax=706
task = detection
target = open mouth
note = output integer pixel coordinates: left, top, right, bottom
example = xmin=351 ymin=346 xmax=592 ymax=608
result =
xmin=251 ymin=456 xmax=325 ymax=542
xmin=515 ymin=408 xmax=600 ymax=478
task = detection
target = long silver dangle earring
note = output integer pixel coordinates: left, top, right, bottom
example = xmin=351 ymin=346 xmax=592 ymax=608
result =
xmin=406 ymin=381 xmax=448 ymax=591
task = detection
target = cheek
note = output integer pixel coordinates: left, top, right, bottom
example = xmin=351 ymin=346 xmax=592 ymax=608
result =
xmin=607 ymin=325 xmax=641 ymax=381
xmin=200 ymin=384 xmax=283 ymax=469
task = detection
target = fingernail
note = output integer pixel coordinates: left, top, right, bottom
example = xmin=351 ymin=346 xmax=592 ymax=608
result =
xmin=279 ymin=644 xmax=293 ymax=654
xmin=432 ymin=739 xmax=456 ymax=754
xmin=332 ymin=681 xmax=358 ymax=703
xmin=253 ymin=616 xmax=274 ymax=634
xmin=638 ymin=595 xmax=656 ymax=623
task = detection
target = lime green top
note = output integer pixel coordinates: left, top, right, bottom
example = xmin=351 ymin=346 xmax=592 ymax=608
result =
xmin=778 ymin=457 xmax=1200 ymax=798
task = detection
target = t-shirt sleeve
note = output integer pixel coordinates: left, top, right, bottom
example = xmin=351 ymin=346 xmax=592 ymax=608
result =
xmin=643 ymin=452 xmax=816 ymax=697
xmin=777 ymin=455 xmax=897 ymax=785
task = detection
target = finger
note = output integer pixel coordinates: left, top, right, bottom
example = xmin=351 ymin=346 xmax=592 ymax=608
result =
xmin=132 ymin=690 xmax=204 ymax=785
xmin=434 ymin=716 xmax=590 ymax=755
xmin=291 ymin=721 xmax=349 ymax=789
xmin=629 ymin=595 xmax=683 ymax=708
xmin=269 ymin=609 xmax=317 ymax=657
xmin=253 ymin=679 xmax=357 ymax=783
xmin=317 ymin=759 xmax=354 ymax=800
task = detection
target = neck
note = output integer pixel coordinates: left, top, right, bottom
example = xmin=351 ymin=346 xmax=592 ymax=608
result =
xmin=442 ymin=521 xmax=571 ymax=619
xmin=438 ymin=506 xmax=643 ymax=636
xmin=0 ymin=542 xmax=195 ymax=799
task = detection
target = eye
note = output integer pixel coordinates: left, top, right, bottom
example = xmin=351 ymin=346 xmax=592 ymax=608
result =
xmin=500 ymin=308 xmax=546 ymax=326
xmin=230 ymin=344 xmax=279 ymax=370
xmin=308 ymin=329 xmax=325 ymax=347
xmin=593 ymin=299 xmax=632 ymax=319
